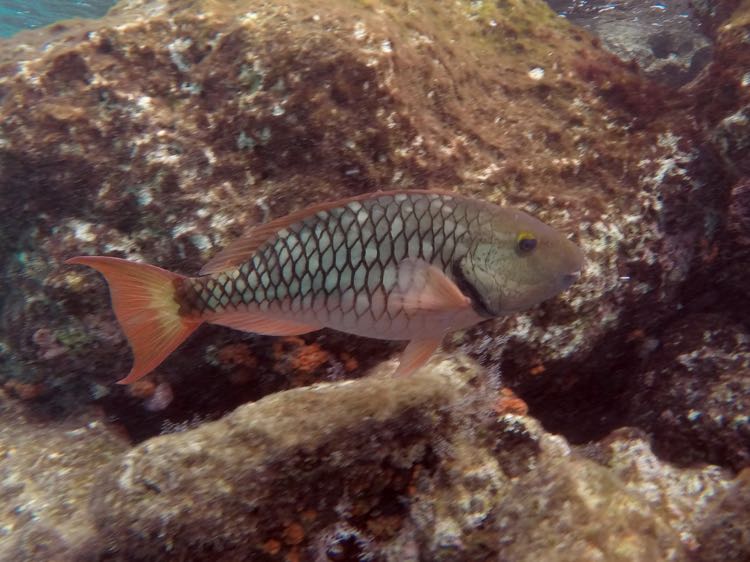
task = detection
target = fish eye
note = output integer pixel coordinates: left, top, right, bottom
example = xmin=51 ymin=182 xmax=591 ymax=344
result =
xmin=516 ymin=232 xmax=537 ymax=254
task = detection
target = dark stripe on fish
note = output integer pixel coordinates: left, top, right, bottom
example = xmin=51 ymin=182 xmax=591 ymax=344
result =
xmin=451 ymin=262 xmax=494 ymax=318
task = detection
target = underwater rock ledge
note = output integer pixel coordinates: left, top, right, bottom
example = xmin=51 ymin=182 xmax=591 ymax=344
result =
xmin=49 ymin=356 xmax=746 ymax=560
xmin=0 ymin=396 xmax=127 ymax=562
xmin=0 ymin=356 xmax=742 ymax=561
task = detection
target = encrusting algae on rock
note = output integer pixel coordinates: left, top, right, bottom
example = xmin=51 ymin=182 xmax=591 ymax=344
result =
xmin=68 ymin=190 xmax=583 ymax=382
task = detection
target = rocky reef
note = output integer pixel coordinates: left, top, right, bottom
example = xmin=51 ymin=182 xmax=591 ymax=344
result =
xmin=0 ymin=0 xmax=748 ymax=559
xmin=548 ymin=0 xmax=713 ymax=87
xmin=0 ymin=395 xmax=127 ymax=560
xmin=3 ymin=357 xmax=747 ymax=561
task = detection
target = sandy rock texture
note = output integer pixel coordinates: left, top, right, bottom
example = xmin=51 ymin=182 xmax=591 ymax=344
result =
xmin=0 ymin=395 xmax=127 ymax=562
xmin=64 ymin=358 xmax=746 ymax=560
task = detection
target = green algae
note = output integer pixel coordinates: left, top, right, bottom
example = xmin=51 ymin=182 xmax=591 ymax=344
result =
xmin=238 ymin=62 xmax=264 ymax=94
xmin=53 ymin=324 xmax=92 ymax=351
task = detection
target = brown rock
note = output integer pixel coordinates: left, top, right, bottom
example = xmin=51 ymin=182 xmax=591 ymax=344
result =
xmin=690 ymin=1 xmax=750 ymax=174
xmin=86 ymin=356 xmax=698 ymax=561
xmin=593 ymin=427 xmax=737 ymax=550
xmin=692 ymin=0 xmax=744 ymax=37
xmin=89 ymin=357 xmax=474 ymax=560
xmin=0 ymin=0 xmax=748 ymax=556
xmin=0 ymin=398 xmax=128 ymax=561
xmin=691 ymin=469 xmax=750 ymax=562
xmin=728 ymin=177 xmax=750 ymax=246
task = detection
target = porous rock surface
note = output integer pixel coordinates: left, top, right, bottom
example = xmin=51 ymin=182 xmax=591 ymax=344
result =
xmin=547 ymin=0 xmax=713 ymax=87
xmin=0 ymin=354 xmax=746 ymax=560
xmin=0 ymin=394 xmax=127 ymax=562
xmin=690 ymin=0 xmax=750 ymax=177
xmin=77 ymin=358 xmax=741 ymax=560
xmin=627 ymin=314 xmax=750 ymax=471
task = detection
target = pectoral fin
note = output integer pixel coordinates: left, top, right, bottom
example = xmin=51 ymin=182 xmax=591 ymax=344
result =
xmin=394 ymin=338 xmax=442 ymax=377
xmin=390 ymin=258 xmax=471 ymax=315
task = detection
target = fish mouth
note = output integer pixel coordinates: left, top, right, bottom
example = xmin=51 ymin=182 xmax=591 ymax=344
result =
xmin=560 ymin=270 xmax=581 ymax=289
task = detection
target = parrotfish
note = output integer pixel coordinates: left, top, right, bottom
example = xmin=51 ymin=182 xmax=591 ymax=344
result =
xmin=68 ymin=190 xmax=584 ymax=383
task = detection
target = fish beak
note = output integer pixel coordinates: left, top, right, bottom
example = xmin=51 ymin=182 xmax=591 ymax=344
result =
xmin=560 ymin=270 xmax=581 ymax=289
xmin=561 ymin=240 xmax=585 ymax=289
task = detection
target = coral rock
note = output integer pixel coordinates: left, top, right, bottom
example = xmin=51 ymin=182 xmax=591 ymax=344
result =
xmin=627 ymin=314 xmax=750 ymax=470
xmin=84 ymin=356 xmax=733 ymax=561
xmin=0 ymin=398 xmax=128 ymax=561
xmin=89 ymin=357 xmax=475 ymax=560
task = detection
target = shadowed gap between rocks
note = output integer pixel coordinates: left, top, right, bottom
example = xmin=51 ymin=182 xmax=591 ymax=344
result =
xmin=502 ymin=242 xmax=748 ymax=473
xmin=96 ymin=328 xmax=398 ymax=444
xmin=492 ymin=127 xmax=746 ymax=470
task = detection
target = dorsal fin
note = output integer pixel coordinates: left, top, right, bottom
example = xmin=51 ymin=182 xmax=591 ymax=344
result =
xmin=199 ymin=189 xmax=459 ymax=275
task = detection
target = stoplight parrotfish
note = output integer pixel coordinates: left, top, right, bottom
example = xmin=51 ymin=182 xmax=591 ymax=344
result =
xmin=68 ymin=190 xmax=584 ymax=383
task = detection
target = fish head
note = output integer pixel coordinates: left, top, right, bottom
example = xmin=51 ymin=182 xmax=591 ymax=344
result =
xmin=454 ymin=209 xmax=584 ymax=316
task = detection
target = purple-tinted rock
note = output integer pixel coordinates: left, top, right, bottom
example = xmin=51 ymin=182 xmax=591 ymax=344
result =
xmin=728 ymin=178 xmax=750 ymax=245
xmin=547 ymin=0 xmax=712 ymax=87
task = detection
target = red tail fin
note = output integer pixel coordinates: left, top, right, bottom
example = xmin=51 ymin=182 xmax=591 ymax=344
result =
xmin=66 ymin=256 xmax=201 ymax=384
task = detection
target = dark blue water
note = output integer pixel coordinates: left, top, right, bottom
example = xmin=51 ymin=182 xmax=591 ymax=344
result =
xmin=0 ymin=0 xmax=116 ymax=38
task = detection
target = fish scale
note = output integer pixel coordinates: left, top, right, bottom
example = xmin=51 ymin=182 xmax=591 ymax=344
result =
xmin=175 ymin=192 xmax=481 ymax=336
xmin=68 ymin=189 xmax=584 ymax=383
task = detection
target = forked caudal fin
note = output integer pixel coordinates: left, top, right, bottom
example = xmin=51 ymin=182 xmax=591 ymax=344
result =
xmin=66 ymin=256 xmax=201 ymax=384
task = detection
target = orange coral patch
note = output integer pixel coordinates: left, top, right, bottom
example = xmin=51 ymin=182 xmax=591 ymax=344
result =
xmin=283 ymin=522 xmax=305 ymax=545
xmin=217 ymin=343 xmax=257 ymax=368
xmin=494 ymin=387 xmax=529 ymax=416
xmin=262 ymin=539 xmax=282 ymax=555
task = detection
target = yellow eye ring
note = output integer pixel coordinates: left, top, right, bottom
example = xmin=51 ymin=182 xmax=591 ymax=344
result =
xmin=517 ymin=231 xmax=537 ymax=253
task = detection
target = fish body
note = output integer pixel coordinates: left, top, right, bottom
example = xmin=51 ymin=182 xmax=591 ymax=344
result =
xmin=68 ymin=190 xmax=584 ymax=383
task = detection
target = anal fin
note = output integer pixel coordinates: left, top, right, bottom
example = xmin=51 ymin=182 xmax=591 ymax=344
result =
xmin=209 ymin=312 xmax=321 ymax=336
xmin=393 ymin=339 xmax=442 ymax=377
